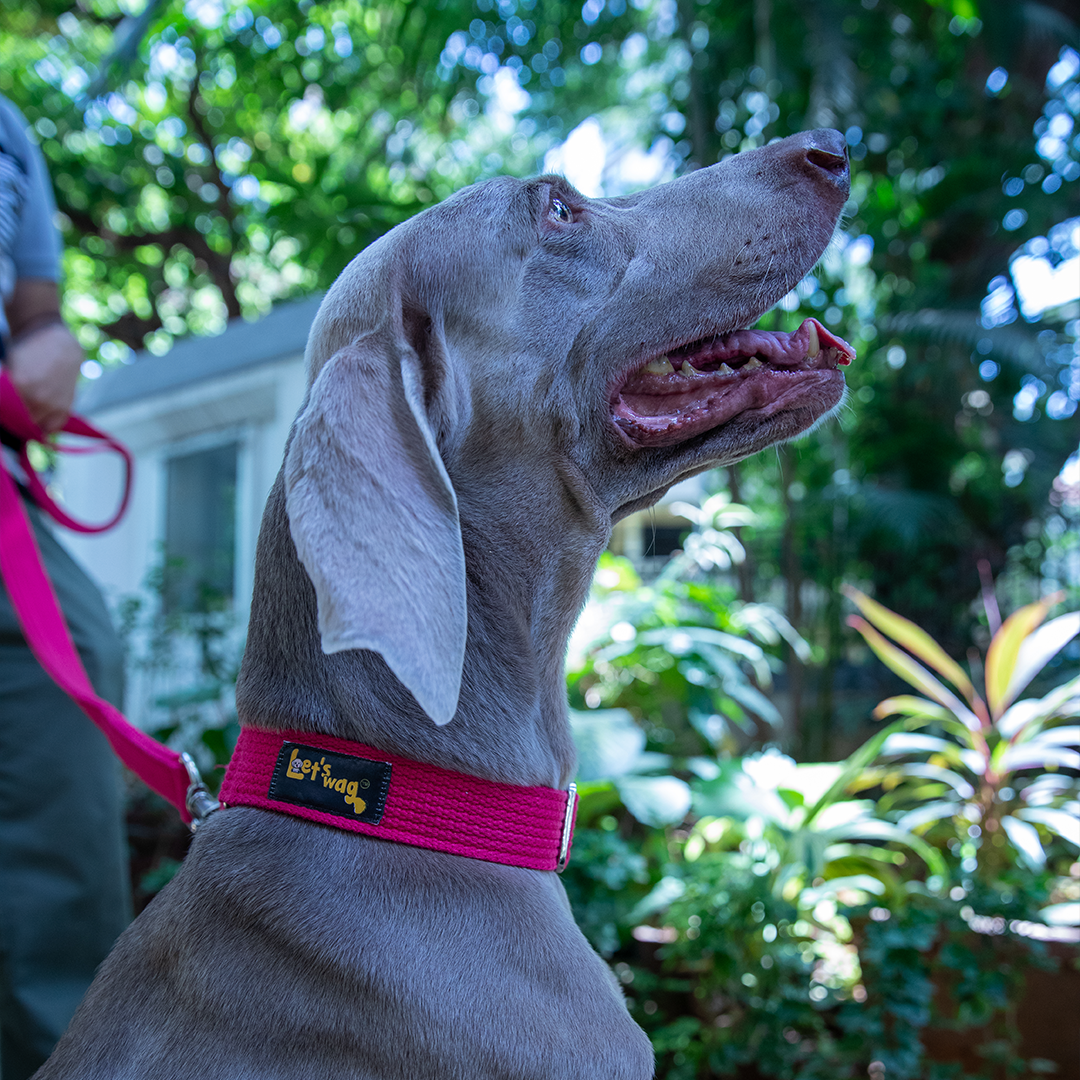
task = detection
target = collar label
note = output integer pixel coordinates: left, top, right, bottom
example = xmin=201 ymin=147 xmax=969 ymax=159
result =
xmin=269 ymin=742 xmax=391 ymax=825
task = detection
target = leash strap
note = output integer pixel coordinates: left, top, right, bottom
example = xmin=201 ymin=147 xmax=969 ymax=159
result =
xmin=0 ymin=369 xmax=132 ymax=533
xmin=219 ymin=726 xmax=579 ymax=872
xmin=0 ymin=369 xmax=208 ymax=824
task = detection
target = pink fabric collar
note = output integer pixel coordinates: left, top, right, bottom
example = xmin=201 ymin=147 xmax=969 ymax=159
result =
xmin=219 ymin=726 xmax=578 ymax=872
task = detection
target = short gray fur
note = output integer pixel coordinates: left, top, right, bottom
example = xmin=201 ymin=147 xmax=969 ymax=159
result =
xmin=33 ymin=129 xmax=849 ymax=1079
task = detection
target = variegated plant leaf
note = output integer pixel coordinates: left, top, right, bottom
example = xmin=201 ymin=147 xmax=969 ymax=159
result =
xmin=872 ymin=695 xmax=955 ymax=724
xmin=879 ymin=730 xmax=965 ymax=759
xmin=1016 ymin=806 xmax=1080 ymax=847
xmin=985 ymin=593 xmax=1062 ymax=720
xmin=1001 ymin=815 xmax=1046 ymax=869
xmin=897 ymin=800 xmax=961 ymax=833
xmin=1022 ymin=725 xmax=1080 ymax=748
xmin=832 ymin=818 xmax=948 ymax=878
xmin=899 ymin=763 xmax=975 ymax=800
xmin=999 ymin=611 xmax=1080 ymax=716
xmin=998 ymin=743 xmax=1080 ymax=774
xmin=998 ymin=674 xmax=1080 ymax=739
xmin=849 ymin=616 xmax=983 ymax=731
xmin=844 ymin=586 xmax=983 ymax=712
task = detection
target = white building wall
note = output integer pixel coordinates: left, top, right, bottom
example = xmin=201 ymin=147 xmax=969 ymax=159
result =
xmin=55 ymin=352 xmax=306 ymax=617
xmin=49 ymin=352 xmax=307 ymax=733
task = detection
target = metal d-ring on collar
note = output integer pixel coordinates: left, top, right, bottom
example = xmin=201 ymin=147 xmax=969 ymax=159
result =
xmin=556 ymin=782 xmax=578 ymax=874
xmin=182 ymin=752 xmax=220 ymax=830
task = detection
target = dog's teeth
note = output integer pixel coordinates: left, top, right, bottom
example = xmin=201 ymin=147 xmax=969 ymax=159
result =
xmin=717 ymin=363 xmax=735 ymax=376
xmin=743 ymin=357 xmax=764 ymax=370
xmin=645 ymin=356 xmax=676 ymax=375
xmin=680 ymin=360 xmax=699 ymax=376
xmin=807 ymin=322 xmax=820 ymax=359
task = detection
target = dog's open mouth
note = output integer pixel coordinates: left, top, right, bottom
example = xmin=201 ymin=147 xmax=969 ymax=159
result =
xmin=612 ymin=318 xmax=855 ymax=448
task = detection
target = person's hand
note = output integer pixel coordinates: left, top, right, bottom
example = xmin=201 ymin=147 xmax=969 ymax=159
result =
xmin=7 ymin=321 xmax=84 ymax=434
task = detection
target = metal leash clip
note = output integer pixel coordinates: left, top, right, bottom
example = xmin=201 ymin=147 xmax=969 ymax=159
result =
xmin=182 ymin=752 xmax=220 ymax=831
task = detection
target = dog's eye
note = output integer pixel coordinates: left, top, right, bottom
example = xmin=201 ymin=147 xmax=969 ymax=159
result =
xmin=549 ymin=197 xmax=574 ymax=224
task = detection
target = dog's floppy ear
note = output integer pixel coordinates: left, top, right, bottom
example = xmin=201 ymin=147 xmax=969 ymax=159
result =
xmin=283 ymin=332 xmax=467 ymax=726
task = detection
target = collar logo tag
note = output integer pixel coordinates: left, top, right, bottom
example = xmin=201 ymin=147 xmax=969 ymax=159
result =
xmin=269 ymin=742 xmax=391 ymax=825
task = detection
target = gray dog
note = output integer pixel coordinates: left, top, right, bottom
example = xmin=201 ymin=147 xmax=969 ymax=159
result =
xmin=35 ymin=129 xmax=851 ymax=1079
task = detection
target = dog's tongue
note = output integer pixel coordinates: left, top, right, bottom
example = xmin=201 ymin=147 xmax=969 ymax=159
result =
xmin=669 ymin=318 xmax=854 ymax=369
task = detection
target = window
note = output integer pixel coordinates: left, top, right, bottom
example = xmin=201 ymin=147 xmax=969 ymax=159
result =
xmin=641 ymin=524 xmax=688 ymax=559
xmin=163 ymin=443 xmax=237 ymax=613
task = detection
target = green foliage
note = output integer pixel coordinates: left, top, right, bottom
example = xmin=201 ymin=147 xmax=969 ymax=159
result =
xmin=564 ymin=536 xmax=1077 ymax=1078
xmin=0 ymin=0 xmax=545 ymax=356
xmin=564 ymin=731 xmax=1068 ymax=1079
xmin=115 ymin=550 xmax=242 ymax=779
xmin=569 ymin=493 xmax=807 ymax=756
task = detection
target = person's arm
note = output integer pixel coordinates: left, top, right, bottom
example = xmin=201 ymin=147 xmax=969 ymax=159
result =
xmin=0 ymin=96 xmax=82 ymax=434
xmin=4 ymin=277 xmax=84 ymax=434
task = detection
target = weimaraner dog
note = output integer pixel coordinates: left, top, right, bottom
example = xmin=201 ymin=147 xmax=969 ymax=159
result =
xmin=35 ymin=129 xmax=851 ymax=1079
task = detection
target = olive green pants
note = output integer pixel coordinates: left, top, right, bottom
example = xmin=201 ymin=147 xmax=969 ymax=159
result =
xmin=0 ymin=502 xmax=130 ymax=1080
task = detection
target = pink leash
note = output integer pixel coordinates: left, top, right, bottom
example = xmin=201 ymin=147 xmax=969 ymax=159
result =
xmin=0 ymin=368 xmax=213 ymax=825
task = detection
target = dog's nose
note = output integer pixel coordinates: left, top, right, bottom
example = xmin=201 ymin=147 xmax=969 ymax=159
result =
xmin=800 ymin=129 xmax=850 ymax=189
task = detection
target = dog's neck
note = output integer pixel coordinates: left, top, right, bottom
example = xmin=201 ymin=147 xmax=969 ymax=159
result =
xmin=236 ymin=466 xmax=609 ymax=789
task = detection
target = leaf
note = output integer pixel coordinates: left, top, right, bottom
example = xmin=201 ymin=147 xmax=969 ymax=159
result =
xmin=843 ymin=586 xmax=981 ymax=708
xmin=1021 ymin=775 xmax=1073 ymax=803
xmin=999 ymin=744 xmax=1080 ymax=774
xmin=873 ymin=696 xmax=956 ymax=724
xmin=639 ymin=626 xmax=765 ymax=665
xmin=570 ymin=709 xmax=646 ymax=782
xmin=880 ymin=730 xmax=965 ymax=758
xmin=899 ymin=763 xmax=975 ymax=800
xmin=998 ymin=675 xmax=1080 ymax=738
xmin=997 ymin=697 xmax=1052 ymax=740
xmin=722 ymin=679 xmax=783 ymax=727
xmin=615 ymin=775 xmax=692 ymax=827
xmin=786 ymin=763 xmax=845 ymax=806
xmin=734 ymin=603 xmax=813 ymax=662
xmin=1024 ymin=725 xmax=1080 ymax=749
xmin=1016 ymin=807 xmax=1080 ymax=847
xmin=801 ymin=874 xmax=887 ymax=904
xmin=813 ymin=799 xmax=878 ymax=831
xmin=849 ymin=616 xmax=983 ymax=730
xmin=626 ymin=875 xmax=686 ymax=923
xmin=802 ymin=717 xmax=910 ymax=826
xmin=985 ymin=593 xmax=1062 ymax=720
xmin=1001 ymin=815 xmax=1046 ymax=869
xmin=1039 ymin=902 xmax=1080 ymax=927
xmin=1002 ymin=612 xmax=1080 ymax=710
xmin=897 ymin=800 xmax=961 ymax=832
xmin=691 ymin=763 xmax=791 ymax=824
xmin=830 ymin=818 xmax=948 ymax=879
xmin=824 ymin=843 xmax=908 ymax=866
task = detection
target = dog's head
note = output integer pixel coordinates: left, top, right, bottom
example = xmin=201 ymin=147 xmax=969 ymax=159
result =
xmin=278 ymin=129 xmax=852 ymax=727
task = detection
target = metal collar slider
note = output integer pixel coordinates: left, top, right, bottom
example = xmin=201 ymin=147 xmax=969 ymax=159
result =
xmin=182 ymin=752 xmax=220 ymax=830
xmin=556 ymin=782 xmax=578 ymax=874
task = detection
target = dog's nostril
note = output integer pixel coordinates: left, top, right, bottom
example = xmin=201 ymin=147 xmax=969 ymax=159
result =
xmin=806 ymin=148 xmax=849 ymax=176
